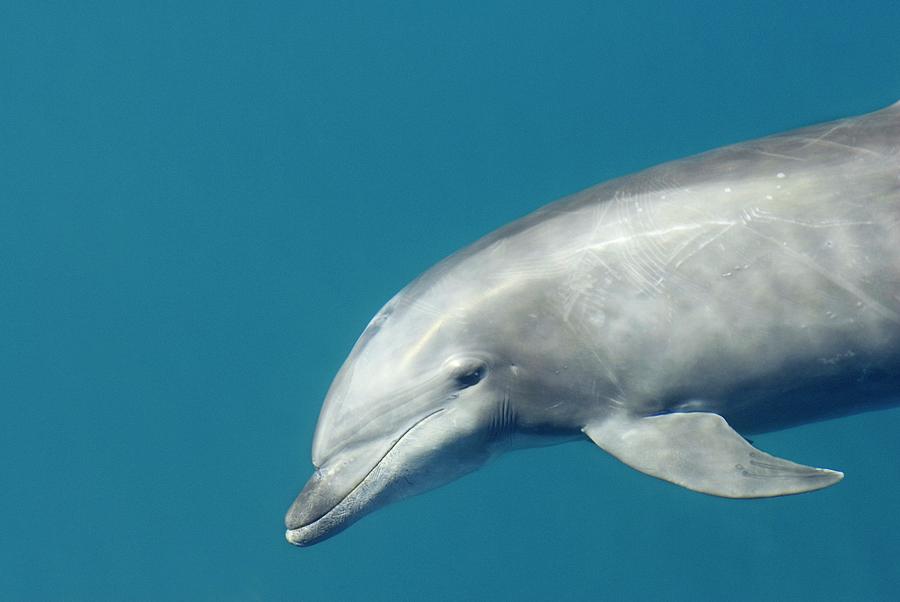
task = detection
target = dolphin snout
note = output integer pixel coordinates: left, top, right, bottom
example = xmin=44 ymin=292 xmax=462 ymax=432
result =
xmin=285 ymin=461 xmax=378 ymax=547
xmin=285 ymin=410 xmax=449 ymax=546
xmin=285 ymin=526 xmax=307 ymax=546
xmin=284 ymin=470 xmax=349 ymax=547
xmin=284 ymin=439 xmax=394 ymax=545
xmin=284 ymin=471 xmax=334 ymax=531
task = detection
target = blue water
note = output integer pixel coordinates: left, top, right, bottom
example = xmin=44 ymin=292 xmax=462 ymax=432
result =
xmin=3 ymin=2 xmax=900 ymax=600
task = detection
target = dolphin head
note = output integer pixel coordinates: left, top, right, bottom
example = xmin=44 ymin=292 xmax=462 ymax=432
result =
xmin=284 ymin=274 xmax=518 ymax=546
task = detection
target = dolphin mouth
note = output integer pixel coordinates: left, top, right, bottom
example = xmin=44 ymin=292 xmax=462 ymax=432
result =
xmin=285 ymin=407 xmax=445 ymax=546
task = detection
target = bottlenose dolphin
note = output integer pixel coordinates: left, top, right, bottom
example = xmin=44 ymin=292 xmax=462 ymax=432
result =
xmin=285 ymin=101 xmax=900 ymax=546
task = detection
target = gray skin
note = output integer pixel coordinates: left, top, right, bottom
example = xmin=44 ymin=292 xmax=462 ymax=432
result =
xmin=285 ymin=101 xmax=900 ymax=546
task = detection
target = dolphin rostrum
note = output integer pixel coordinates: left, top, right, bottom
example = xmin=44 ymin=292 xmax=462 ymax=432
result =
xmin=285 ymin=101 xmax=900 ymax=546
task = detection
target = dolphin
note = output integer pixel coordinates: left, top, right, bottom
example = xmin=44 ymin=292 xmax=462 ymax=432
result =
xmin=285 ymin=101 xmax=900 ymax=546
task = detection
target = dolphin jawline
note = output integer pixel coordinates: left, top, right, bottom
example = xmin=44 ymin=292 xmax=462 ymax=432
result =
xmin=285 ymin=407 xmax=446 ymax=546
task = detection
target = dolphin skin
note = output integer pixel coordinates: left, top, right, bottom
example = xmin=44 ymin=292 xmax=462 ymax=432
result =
xmin=286 ymin=101 xmax=900 ymax=546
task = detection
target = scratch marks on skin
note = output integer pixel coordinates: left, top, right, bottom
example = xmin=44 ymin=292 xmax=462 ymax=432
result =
xmin=557 ymin=191 xmax=741 ymax=323
xmin=620 ymin=195 xmax=672 ymax=295
xmin=751 ymin=149 xmax=806 ymax=162
xmin=793 ymin=120 xmax=885 ymax=158
xmin=589 ymin=194 xmax=615 ymax=240
xmin=794 ymin=123 xmax=849 ymax=150
xmin=796 ymin=136 xmax=885 ymax=158
xmin=667 ymin=222 xmax=737 ymax=271
xmin=741 ymin=225 xmax=900 ymax=325
xmin=741 ymin=206 xmax=876 ymax=229
xmin=559 ymin=252 xmax=606 ymax=324
xmin=578 ymin=216 xmax=737 ymax=274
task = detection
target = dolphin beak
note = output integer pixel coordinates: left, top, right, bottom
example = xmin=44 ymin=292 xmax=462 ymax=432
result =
xmin=283 ymin=435 xmax=396 ymax=546
xmin=285 ymin=524 xmax=308 ymax=546
xmin=284 ymin=470 xmax=333 ymax=531
xmin=283 ymin=451 xmax=378 ymax=544
xmin=285 ymin=408 xmax=448 ymax=546
xmin=283 ymin=467 xmax=357 ymax=547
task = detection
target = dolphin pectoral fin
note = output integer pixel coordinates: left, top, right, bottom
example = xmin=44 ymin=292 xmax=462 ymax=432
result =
xmin=583 ymin=412 xmax=843 ymax=498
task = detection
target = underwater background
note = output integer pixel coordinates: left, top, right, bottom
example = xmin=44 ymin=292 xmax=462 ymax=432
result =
xmin=3 ymin=2 xmax=900 ymax=600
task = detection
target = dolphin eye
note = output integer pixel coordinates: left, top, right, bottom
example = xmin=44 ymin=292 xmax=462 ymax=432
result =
xmin=451 ymin=360 xmax=487 ymax=389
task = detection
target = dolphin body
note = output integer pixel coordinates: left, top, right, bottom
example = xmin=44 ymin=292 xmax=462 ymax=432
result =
xmin=286 ymin=101 xmax=900 ymax=546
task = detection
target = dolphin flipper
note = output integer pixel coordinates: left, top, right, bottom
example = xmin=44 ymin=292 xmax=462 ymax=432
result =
xmin=583 ymin=412 xmax=843 ymax=498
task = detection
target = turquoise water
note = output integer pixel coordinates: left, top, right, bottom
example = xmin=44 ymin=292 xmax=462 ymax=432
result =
xmin=3 ymin=2 xmax=900 ymax=600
